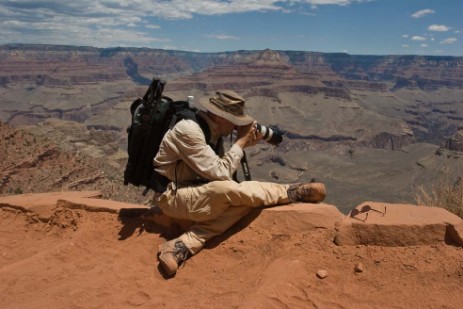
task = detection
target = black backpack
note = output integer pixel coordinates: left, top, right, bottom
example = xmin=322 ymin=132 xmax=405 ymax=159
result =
xmin=123 ymin=77 xmax=211 ymax=195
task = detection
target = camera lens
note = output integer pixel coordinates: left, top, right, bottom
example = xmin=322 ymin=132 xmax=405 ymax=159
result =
xmin=256 ymin=124 xmax=283 ymax=146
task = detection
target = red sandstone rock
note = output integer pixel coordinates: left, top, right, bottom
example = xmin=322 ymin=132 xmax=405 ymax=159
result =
xmin=56 ymin=197 xmax=148 ymax=214
xmin=334 ymin=202 xmax=463 ymax=246
xmin=1 ymin=192 xmax=463 ymax=308
xmin=316 ymin=269 xmax=328 ymax=279
xmin=0 ymin=191 xmax=102 ymax=220
xmin=253 ymin=203 xmax=343 ymax=233
xmin=448 ymin=221 xmax=463 ymax=246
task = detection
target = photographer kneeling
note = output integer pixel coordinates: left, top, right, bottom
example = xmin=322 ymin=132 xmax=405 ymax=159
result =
xmin=153 ymin=90 xmax=326 ymax=277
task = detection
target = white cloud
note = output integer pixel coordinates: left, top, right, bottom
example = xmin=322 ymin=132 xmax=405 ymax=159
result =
xmin=0 ymin=14 xmax=169 ymax=47
xmin=145 ymin=24 xmax=161 ymax=29
xmin=0 ymin=0 xmax=290 ymax=47
xmin=420 ymin=44 xmax=428 ymax=47
xmin=0 ymin=1 xmax=175 ymax=47
xmin=411 ymin=9 xmax=435 ymax=18
xmin=150 ymin=0 xmax=284 ymax=19
xmin=301 ymin=0 xmax=356 ymax=5
xmin=294 ymin=0 xmax=370 ymax=10
xmin=158 ymin=0 xmax=370 ymax=17
xmin=205 ymin=34 xmax=240 ymax=40
xmin=440 ymin=38 xmax=457 ymax=44
xmin=0 ymin=0 xmax=417 ymax=49
xmin=402 ymin=44 xmax=410 ymax=48
xmin=402 ymin=34 xmax=409 ymax=38
xmin=411 ymin=36 xmax=426 ymax=41
xmin=428 ymin=24 xmax=450 ymax=32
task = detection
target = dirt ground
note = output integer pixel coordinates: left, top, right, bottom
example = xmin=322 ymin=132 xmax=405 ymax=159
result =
xmin=1 ymin=200 xmax=463 ymax=309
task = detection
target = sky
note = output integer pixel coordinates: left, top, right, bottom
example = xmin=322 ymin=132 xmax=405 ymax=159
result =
xmin=0 ymin=0 xmax=462 ymax=56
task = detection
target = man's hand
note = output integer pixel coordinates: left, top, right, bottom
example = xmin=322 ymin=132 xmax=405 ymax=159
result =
xmin=235 ymin=121 xmax=263 ymax=149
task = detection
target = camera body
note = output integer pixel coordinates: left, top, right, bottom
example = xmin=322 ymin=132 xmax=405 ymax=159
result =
xmin=256 ymin=124 xmax=283 ymax=146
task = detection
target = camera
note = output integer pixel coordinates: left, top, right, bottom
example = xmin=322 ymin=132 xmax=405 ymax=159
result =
xmin=256 ymin=124 xmax=283 ymax=146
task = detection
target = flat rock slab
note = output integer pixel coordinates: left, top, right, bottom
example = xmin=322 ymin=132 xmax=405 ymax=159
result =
xmin=143 ymin=203 xmax=344 ymax=236
xmin=334 ymin=202 xmax=463 ymax=246
xmin=57 ymin=197 xmax=150 ymax=215
xmin=1 ymin=192 xmax=344 ymax=232
xmin=0 ymin=191 xmax=150 ymax=220
xmin=252 ymin=203 xmax=344 ymax=234
xmin=0 ymin=191 xmax=102 ymax=220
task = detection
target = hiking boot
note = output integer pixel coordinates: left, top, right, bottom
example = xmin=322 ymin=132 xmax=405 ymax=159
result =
xmin=158 ymin=239 xmax=191 ymax=277
xmin=287 ymin=183 xmax=326 ymax=203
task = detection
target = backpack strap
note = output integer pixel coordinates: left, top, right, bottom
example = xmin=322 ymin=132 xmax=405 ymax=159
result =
xmin=195 ymin=113 xmax=212 ymax=148
xmin=241 ymin=152 xmax=251 ymax=181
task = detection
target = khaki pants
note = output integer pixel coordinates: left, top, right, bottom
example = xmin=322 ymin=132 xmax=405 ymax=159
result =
xmin=158 ymin=180 xmax=290 ymax=254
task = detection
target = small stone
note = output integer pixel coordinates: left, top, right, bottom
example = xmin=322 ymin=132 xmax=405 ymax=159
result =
xmin=316 ymin=269 xmax=328 ymax=279
xmin=355 ymin=262 xmax=364 ymax=273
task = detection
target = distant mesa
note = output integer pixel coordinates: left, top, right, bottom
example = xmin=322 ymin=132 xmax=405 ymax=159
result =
xmin=255 ymin=48 xmax=291 ymax=66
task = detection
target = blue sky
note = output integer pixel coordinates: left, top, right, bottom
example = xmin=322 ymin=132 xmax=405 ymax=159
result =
xmin=1 ymin=0 xmax=462 ymax=56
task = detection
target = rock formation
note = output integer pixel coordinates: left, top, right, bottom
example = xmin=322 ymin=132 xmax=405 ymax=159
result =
xmin=1 ymin=45 xmax=461 ymax=149
xmin=445 ymin=127 xmax=463 ymax=152
xmin=0 ymin=191 xmax=462 ymax=308
xmin=334 ymin=201 xmax=462 ymax=246
xmin=0 ymin=121 xmax=147 ymax=205
xmin=2 ymin=44 xmax=462 ymax=90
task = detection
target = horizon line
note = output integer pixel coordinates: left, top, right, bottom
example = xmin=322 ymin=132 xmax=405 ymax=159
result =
xmin=1 ymin=43 xmax=462 ymax=58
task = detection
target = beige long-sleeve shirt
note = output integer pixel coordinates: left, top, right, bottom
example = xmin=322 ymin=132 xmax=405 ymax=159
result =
xmin=153 ymin=112 xmax=244 ymax=185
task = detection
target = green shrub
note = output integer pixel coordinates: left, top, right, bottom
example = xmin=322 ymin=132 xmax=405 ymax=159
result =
xmin=14 ymin=187 xmax=23 ymax=195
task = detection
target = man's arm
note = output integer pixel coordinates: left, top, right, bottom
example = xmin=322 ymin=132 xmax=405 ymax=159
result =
xmin=170 ymin=120 xmax=244 ymax=181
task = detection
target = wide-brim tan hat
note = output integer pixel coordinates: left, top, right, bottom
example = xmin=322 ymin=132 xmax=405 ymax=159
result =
xmin=198 ymin=90 xmax=254 ymax=126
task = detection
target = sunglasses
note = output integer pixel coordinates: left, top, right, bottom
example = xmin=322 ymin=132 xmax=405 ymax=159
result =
xmin=350 ymin=204 xmax=387 ymax=222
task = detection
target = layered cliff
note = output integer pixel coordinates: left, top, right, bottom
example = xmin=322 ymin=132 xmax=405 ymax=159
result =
xmin=2 ymin=44 xmax=463 ymax=154
xmin=322 ymin=54 xmax=463 ymax=90
xmin=2 ymin=44 xmax=462 ymax=90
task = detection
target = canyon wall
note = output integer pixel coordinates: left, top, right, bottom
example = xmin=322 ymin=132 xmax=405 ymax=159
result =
xmin=1 ymin=45 xmax=462 ymax=90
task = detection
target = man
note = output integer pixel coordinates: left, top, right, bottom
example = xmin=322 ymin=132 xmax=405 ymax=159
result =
xmin=154 ymin=90 xmax=326 ymax=277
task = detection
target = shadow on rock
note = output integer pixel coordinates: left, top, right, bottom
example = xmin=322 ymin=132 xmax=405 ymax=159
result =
xmin=118 ymin=206 xmax=187 ymax=241
xmin=205 ymin=208 xmax=263 ymax=250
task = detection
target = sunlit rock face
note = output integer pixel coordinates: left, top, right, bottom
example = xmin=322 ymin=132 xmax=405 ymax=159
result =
xmin=446 ymin=128 xmax=463 ymax=152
